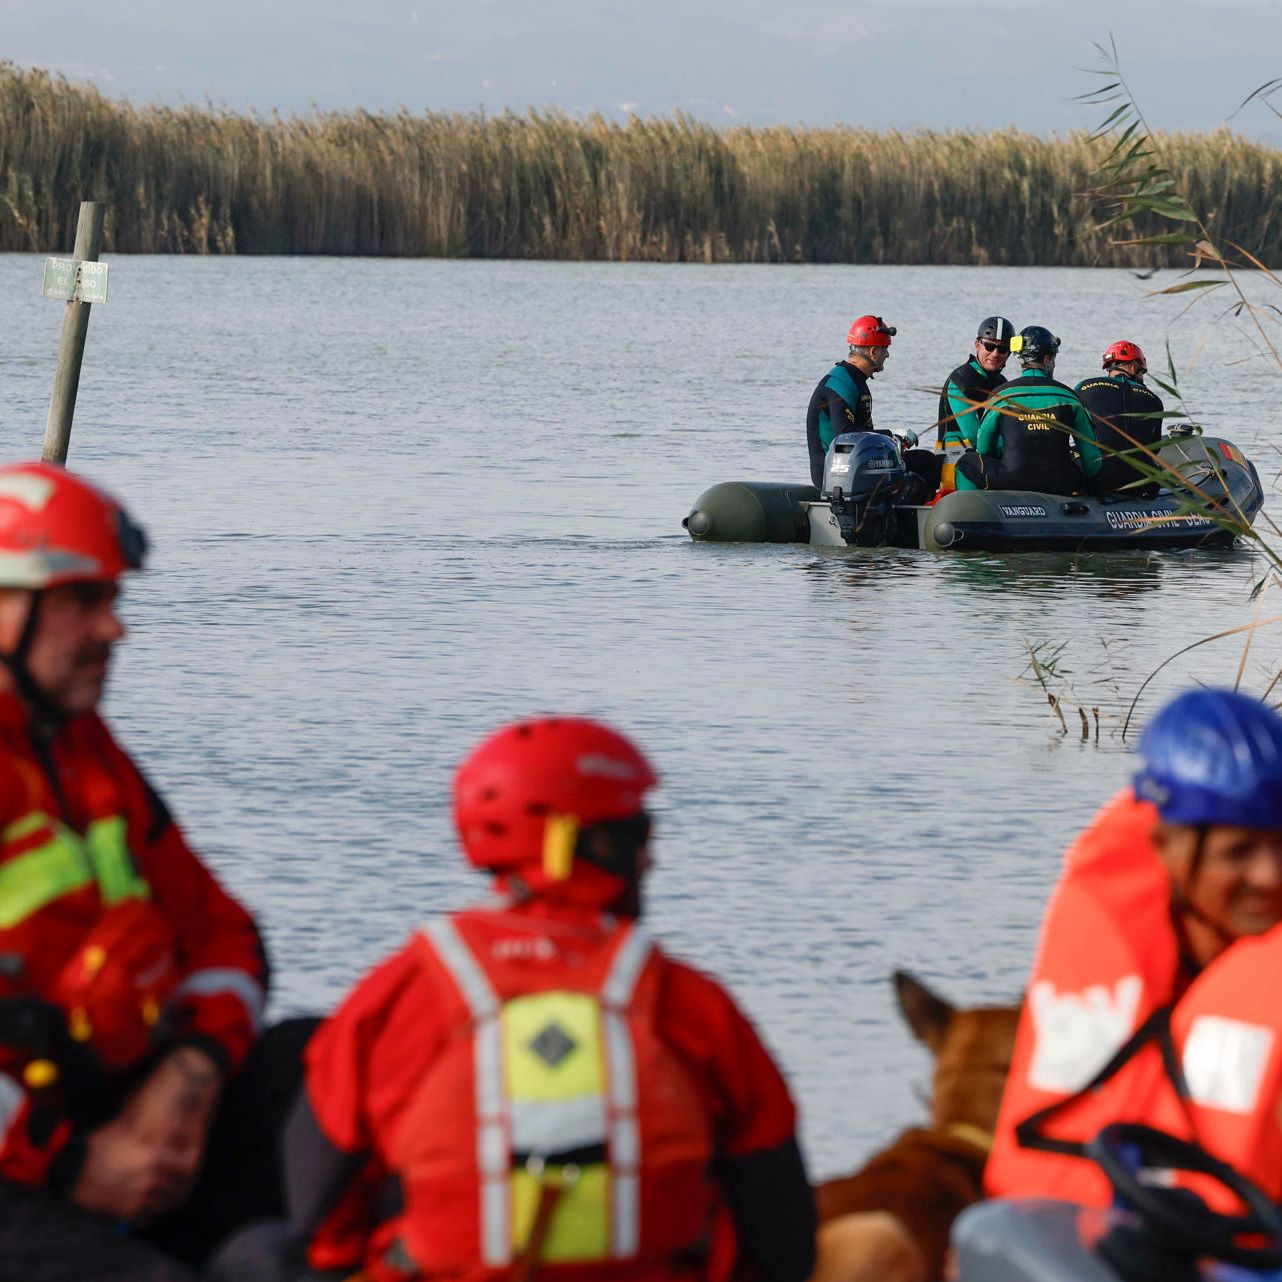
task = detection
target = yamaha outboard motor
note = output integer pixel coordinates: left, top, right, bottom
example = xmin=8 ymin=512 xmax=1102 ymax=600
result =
xmin=821 ymin=432 xmax=909 ymax=546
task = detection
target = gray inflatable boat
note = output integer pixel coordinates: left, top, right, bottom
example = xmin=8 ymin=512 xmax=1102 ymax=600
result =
xmin=954 ymin=1123 xmax=1282 ymax=1282
xmin=683 ymin=431 xmax=1264 ymax=553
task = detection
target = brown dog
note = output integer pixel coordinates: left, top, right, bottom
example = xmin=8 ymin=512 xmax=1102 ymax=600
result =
xmin=810 ymin=971 xmax=1021 ymax=1282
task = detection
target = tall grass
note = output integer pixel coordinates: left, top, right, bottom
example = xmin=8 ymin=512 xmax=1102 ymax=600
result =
xmin=2 ymin=62 xmax=1281 ymax=264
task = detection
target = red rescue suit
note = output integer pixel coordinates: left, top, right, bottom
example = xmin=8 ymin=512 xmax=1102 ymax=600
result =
xmin=987 ymin=789 xmax=1282 ymax=1206
xmin=0 ymin=693 xmax=267 ymax=1188
xmin=303 ymin=901 xmax=801 ymax=1281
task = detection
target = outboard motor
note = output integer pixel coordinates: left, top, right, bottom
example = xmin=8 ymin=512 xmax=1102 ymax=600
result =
xmin=821 ymin=432 xmax=909 ymax=547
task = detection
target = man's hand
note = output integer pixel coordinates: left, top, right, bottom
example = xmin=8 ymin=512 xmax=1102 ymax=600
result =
xmin=72 ymin=1046 xmax=223 ymax=1223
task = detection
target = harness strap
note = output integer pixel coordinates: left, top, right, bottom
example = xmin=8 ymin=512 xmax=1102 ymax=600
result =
xmin=0 ymin=592 xmax=74 ymax=729
xmin=1015 ymin=1003 xmax=1190 ymax=1157
xmin=420 ymin=917 xmax=655 ymax=1267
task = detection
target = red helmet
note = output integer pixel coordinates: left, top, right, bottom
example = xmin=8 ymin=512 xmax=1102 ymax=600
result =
xmin=0 ymin=462 xmax=147 ymax=589
xmin=454 ymin=718 xmax=657 ymax=898
xmin=1102 ymin=340 xmax=1147 ymax=373
xmin=846 ymin=315 xmax=897 ymax=348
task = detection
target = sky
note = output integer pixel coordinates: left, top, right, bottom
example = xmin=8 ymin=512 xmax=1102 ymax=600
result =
xmin=3 ymin=0 xmax=1282 ymax=136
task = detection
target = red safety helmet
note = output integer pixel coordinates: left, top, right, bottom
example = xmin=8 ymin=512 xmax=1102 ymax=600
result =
xmin=454 ymin=717 xmax=657 ymax=903
xmin=846 ymin=315 xmax=897 ymax=348
xmin=1102 ymin=340 xmax=1147 ymax=374
xmin=0 ymin=462 xmax=147 ymax=589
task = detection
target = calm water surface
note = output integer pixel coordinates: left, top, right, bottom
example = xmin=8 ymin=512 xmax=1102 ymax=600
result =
xmin=0 ymin=257 xmax=1275 ymax=1177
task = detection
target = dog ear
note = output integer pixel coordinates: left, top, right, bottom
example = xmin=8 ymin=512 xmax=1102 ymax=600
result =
xmin=894 ymin=970 xmax=955 ymax=1053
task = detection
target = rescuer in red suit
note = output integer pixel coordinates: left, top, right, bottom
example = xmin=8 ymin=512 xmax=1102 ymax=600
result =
xmin=0 ymin=462 xmax=312 ymax=1282
xmin=211 ymin=716 xmax=816 ymax=1282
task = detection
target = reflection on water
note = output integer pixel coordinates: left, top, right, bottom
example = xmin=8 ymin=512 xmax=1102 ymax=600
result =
xmin=0 ymin=256 xmax=1273 ymax=1176
xmin=940 ymin=550 xmax=1168 ymax=598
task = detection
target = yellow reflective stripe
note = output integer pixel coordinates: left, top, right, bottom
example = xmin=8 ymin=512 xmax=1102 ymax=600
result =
xmin=0 ymin=830 xmax=94 ymax=928
xmin=2 ymin=812 xmax=49 ymax=844
xmin=85 ymin=816 xmax=149 ymax=905
xmin=0 ymin=811 xmax=150 ymax=929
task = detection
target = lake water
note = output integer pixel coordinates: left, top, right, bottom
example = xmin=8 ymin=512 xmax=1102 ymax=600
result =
xmin=0 ymin=256 xmax=1276 ymax=1179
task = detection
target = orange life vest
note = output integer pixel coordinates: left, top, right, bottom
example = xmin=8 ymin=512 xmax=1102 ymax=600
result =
xmin=392 ymin=909 xmax=716 ymax=1280
xmin=1159 ymin=925 xmax=1282 ymax=1201
xmin=986 ymin=791 xmax=1183 ymax=1206
xmin=988 ymin=789 xmax=1282 ymax=1207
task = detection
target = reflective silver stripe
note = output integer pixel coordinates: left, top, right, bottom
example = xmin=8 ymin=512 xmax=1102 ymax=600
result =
xmin=600 ymin=926 xmax=651 ymax=1258
xmin=173 ymin=968 xmax=266 ymax=1031
xmin=601 ymin=925 xmax=652 ymax=1008
xmin=611 ymin=1115 xmax=640 ymax=1167
xmin=478 ymin=1116 xmax=507 ymax=1176
xmin=474 ymin=1015 xmax=505 ymax=1140
xmin=422 ymin=920 xmax=499 ymax=1020
xmin=511 ymin=1095 xmax=607 ymax=1155
xmin=482 ymin=1176 xmax=510 ymax=1267
xmin=603 ymin=1010 xmax=637 ymax=1113
xmin=613 ymin=1172 xmax=640 ymax=1256
xmin=0 ymin=1072 xmax=22 ymax=1144
xmin=423 ymin=920 xmax=509 ymax=1266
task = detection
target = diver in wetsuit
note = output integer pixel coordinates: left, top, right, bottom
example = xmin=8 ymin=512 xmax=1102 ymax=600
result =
xmin=937 ymin=316 xmax=1014 ymax=491
xmin=1075 ymin=339 xmax=1165 ymax=492
xmin=805 ymin=315 xmax=895 ymax=486
xmin=957 ymin=326 xmax=1102 ymax=495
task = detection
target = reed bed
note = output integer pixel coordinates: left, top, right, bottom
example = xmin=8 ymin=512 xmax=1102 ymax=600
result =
xmin=2 ymin=62 xmax=1280 ymax=265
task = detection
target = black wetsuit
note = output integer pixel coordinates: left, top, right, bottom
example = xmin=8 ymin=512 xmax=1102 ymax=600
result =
xmin=806 ymin=361 xmax=873 ymax=486
xmin=968 ymin=369 xmax=1102 ymax=494
xmin=938 ymin=357 xmax=1006 ymax=449
xmin=1074 ymin=371 xmax=1164 ymax=490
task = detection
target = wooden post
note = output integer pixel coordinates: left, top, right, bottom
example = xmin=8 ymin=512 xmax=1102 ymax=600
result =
xmin=42 ymin=202 xmax=106 ymax=465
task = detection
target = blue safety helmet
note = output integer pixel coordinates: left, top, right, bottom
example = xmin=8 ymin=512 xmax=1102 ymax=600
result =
xmin=1133 ymin=688 xmax=1282 ymax=829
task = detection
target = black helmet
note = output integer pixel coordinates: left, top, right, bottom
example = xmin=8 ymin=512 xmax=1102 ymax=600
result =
xmin=1010 ymin=325 xmax=1061 ymax=362
xmin=976 ymin=316 xmax=1015 ymax=344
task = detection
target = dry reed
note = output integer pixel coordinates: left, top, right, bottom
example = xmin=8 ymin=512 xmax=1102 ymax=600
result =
xmin=2 ymin=63 xmax=1280 ymax=264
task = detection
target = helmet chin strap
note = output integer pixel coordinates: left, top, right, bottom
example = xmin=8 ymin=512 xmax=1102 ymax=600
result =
xmin=0 ymin=591 xmax=68 ymax=729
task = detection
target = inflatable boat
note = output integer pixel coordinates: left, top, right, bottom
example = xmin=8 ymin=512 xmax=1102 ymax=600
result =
xmin=682 ymin=430 xmax=1264 ymax=553
xmin=954 ymin=1123 xmax=1282 ymax=1281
